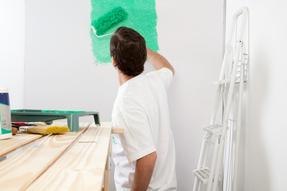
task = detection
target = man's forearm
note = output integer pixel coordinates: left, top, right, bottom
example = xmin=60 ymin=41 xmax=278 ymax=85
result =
xmin=132 ymin=152 xmax=157 ymax=191
xmin=147 ymin=48 xmax=175 ymax=75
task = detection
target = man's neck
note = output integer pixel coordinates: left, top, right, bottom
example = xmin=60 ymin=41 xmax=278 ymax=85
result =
xmin=118 ymin=70 xmax=133 ymax=85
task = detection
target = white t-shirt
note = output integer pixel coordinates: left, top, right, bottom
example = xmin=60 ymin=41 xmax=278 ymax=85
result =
xmin=112 ymin=67 xmax=177 ymax=191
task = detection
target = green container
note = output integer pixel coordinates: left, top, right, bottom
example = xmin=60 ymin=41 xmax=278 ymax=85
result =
xmin=11 ymin=109 xmax=100 ymax=132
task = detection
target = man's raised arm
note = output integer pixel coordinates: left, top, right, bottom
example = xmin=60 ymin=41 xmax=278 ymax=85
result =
xmin=147 ymin=48 xmax=175 ymax=75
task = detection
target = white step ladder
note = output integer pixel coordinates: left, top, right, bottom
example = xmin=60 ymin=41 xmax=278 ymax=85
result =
xmin=193 ymin=7 xmax=249 ymax=191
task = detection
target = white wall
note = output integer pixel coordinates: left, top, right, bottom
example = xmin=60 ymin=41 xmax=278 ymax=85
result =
xmin=0 ymin=0 xmax=25 ymax=108
xmin=227 ymin=0 xmax=287 ymax=190
xmin=24 ymin=0 xmax=118 ymax=117
xmin=24 ymin=0 xmax=224 ymax=189
xmin=157 ymin=1 xmax=224 ymax=189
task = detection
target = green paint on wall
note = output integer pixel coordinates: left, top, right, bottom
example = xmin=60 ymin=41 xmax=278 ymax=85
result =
xmin=90 ymin=0 xmax=159 ymax=64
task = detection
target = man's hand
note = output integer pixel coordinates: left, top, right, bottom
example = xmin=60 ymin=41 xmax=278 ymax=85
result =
xmin=146 ymin=48 xmax=175 ymax=75
xmin=132 ymin=152 xmax=157 ymax=191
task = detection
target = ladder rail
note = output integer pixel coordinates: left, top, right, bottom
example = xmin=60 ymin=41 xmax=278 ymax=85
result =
xmin=233 ymin=46 xmax=249 ymax=191
xmin=212 ymin=8 xmax=248 ymax=191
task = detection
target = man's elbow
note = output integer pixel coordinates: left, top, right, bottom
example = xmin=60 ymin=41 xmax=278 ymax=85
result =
xmin=170 ymin=66 xmax=175 ymax=76
xmin=165 ymin=64 xmax=175 ymax=76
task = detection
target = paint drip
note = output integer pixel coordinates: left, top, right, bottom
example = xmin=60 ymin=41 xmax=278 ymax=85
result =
xmin=0 ymin=88 xmax=12 ymax=140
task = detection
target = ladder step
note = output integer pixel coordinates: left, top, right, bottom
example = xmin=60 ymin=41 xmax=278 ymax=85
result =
xmin=193 ymin=168 xmax=210 ymax=184
xmin=213 ymin=80 xmax=229 ymax=85
xmin=213 ymin=79 xmax=248 ymax=85
xmin=204 ymin=125 xmax=223 ymax=136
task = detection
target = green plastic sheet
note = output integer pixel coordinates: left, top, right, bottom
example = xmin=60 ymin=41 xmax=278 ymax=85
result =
xmin=90 ymin=0 xmax=159 ymax=64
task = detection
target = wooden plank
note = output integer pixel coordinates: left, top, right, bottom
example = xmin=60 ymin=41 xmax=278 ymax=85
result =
xmin=0 ymin=122 xmax=90 ymax=158
xmin=104 ymin=141 xmax=111 ymax=191
xmin=0 ymin=128 xmax=87 ymax=191
xmin=0 ymin=134 xmax=42 ymax=157
xmin=27 ymin=124 xmax=112 ymax=191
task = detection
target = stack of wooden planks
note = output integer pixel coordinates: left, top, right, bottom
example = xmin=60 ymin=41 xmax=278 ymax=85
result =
xmin=0 ymin=123 xmax=112 ymax=191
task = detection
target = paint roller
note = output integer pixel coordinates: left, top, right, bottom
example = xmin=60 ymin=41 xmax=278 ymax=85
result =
xmin=91 ymin=6 xmax=128 ymax=38
xmin=20 ymin=125 xmax=70 ymax=135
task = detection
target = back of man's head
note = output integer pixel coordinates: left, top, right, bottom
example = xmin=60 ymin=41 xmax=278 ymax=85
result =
xmin=110 ymin=27 xmax=147 ymax=77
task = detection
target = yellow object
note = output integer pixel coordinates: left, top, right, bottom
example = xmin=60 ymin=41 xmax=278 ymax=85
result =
xmin=26 ymin=125 xmax=70 ymax=135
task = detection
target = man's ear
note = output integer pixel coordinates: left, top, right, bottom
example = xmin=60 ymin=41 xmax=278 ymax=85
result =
xmin=111 ymin=57 xmax=116 ymax=67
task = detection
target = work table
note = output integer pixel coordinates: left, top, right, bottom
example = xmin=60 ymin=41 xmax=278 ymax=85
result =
xmin=0 ymin=123 xmax=112 ymax=191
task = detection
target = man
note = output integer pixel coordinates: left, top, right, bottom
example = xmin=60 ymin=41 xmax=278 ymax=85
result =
xmin=111 ymin=27 xmax=177 ymax=191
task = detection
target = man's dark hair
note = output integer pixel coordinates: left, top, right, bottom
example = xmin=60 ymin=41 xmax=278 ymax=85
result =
xmin=110 ymin=27 xmax=147 ymax=77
